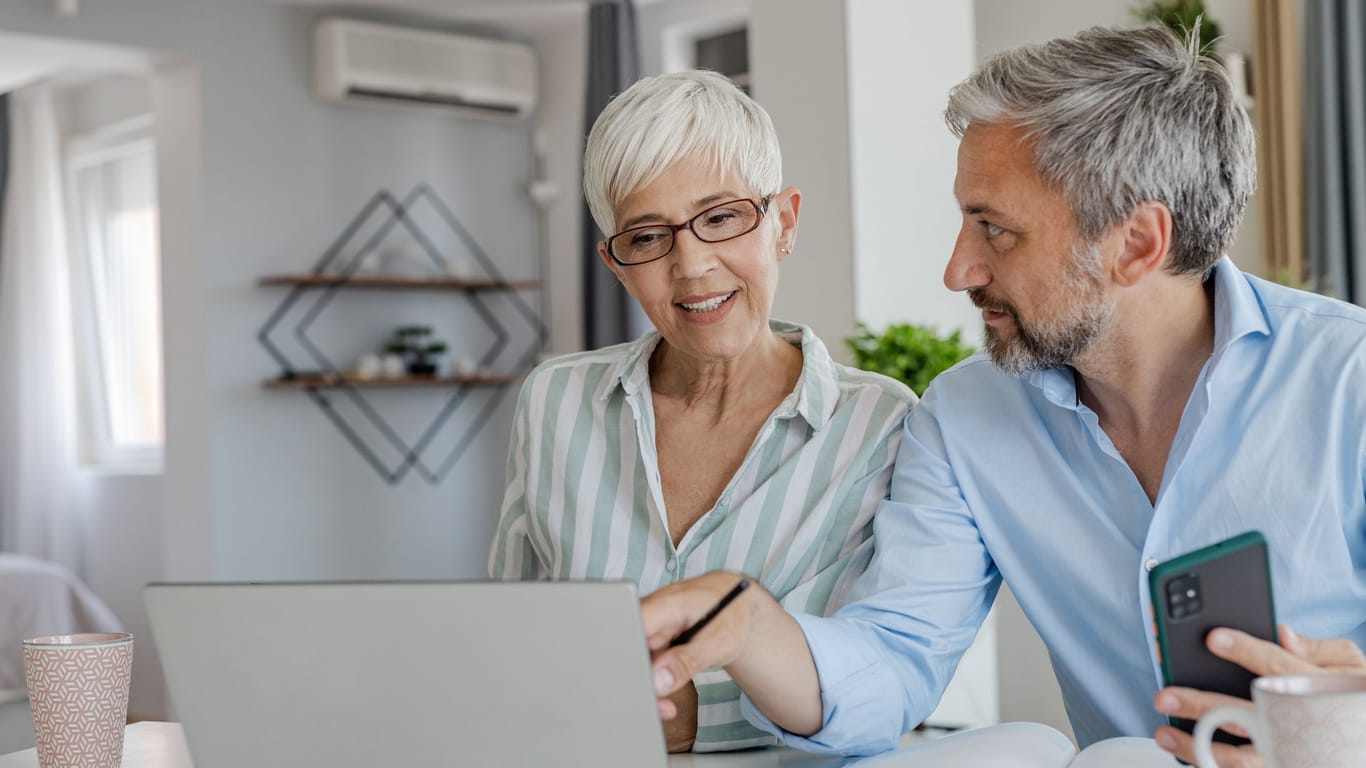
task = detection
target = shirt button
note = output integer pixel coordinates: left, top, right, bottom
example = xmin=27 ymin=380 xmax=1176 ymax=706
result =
xmin=665 ymin=558 xmax=676 ymax=572
xmin=1144 ymin=558 xmax=1159 ymax=572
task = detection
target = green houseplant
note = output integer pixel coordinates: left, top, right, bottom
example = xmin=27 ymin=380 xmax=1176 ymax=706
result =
xmin=385 ymin=325 xmax=449 ymax=377
xmin=1132 ymin=0 xmax=1221 ymax=56
xmin=844 ymin=323 xmax=976 ymax=397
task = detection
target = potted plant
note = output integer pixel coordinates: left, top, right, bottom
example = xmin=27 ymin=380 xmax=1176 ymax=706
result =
xmin=385 ymin=325 xmax=449 ymax=377
xmin=844 ymin=322 xmax=976 ymax=397
xmin=1132 ymin=0 xmax=1222 ymax=56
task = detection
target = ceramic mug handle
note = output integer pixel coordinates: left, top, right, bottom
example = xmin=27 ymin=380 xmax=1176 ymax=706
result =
xmin=1193 ymin=705 xmax=1263 ymax=768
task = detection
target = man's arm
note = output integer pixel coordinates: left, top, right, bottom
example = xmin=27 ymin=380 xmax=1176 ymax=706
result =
xmin=1153 ymin=626 xmax=1366 ymax=765
xmin=643 ymin=396 xmax=1002 ymax=756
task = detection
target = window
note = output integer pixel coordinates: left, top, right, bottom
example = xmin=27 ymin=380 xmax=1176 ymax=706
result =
xmin=694 ymin=27 xmax=749 ymax=93
xmin=65 ymin=116 xmax=165 ymax=471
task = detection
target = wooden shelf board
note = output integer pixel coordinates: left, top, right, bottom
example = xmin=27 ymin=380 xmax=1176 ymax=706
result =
xmin=257 ymin=273 xmax=539 ymax=291
xmin=264 ymin=372 xmax=522 ymax=389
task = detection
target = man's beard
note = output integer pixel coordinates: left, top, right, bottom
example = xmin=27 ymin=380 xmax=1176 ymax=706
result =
xmin=969 ymin=242 xmax=1116 ymax=376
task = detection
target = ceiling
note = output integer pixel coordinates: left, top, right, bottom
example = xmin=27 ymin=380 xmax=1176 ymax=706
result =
xmin=0 ymin=31 xmax=153 ymax=93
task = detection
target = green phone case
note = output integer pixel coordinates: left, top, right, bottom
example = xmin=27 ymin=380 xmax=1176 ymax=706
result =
xmin=1149 ymin=530 xmax=1277 ymax=745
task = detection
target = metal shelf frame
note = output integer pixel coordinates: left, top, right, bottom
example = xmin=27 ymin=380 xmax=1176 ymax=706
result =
xmin=257 ymin=185 xmax=545 ymax=486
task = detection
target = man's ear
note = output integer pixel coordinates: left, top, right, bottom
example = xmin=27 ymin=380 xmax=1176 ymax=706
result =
xmin=1114 ymin=201 xmax=1173 ymax=287
xmin=775 ymin=186 xmax=801 ymax=259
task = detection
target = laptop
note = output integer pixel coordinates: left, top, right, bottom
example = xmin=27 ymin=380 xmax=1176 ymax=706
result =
xmin=145 ymin=581 xmax=668 ymax=768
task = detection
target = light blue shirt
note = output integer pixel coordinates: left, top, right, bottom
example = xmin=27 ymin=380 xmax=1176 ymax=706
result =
xmin=742 ymin=258 xmax=1366 ymax=754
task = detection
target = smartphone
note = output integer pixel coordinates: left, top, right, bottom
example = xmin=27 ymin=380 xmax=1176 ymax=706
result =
xmin=1149 ymin=530 xmax=1277 ymax=746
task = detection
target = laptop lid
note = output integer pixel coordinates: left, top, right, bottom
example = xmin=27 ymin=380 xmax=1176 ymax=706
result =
xmin=145 ymin=581 xmax=667 ymax=768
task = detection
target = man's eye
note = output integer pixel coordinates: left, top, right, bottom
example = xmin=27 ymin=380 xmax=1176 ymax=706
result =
xmin=982 ymin=221 xmax=1006 ymax=238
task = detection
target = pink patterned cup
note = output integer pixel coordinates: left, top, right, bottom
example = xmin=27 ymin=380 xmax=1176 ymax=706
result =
xmin=1193 ymin=674 xmax=1366 ymax=768
xmin=22 ymin=633 xmax=133 ymax=768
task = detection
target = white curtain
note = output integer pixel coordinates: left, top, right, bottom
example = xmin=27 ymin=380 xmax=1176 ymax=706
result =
xmin=0 ymin=82 xmax=91 ymax=575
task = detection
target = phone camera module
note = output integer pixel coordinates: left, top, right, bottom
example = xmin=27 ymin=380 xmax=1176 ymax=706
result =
xmin=1166 ymin=574 xmax=1202 ymax=620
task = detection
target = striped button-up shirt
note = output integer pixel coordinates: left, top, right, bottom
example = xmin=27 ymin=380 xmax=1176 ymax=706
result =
xmin=489 ymin=320 xmax=915 ymax=751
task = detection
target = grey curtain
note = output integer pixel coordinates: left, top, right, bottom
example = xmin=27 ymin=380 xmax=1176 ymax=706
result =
xmin=1306 ymin=0 xmax=1366 ymax=305
xmin=0 ymin=93 xmax=8 ymax=269
xmin=0 ymin=92 xmax=6 ymax=552
xmin=582 ymin=0 xmax=639 ymax=349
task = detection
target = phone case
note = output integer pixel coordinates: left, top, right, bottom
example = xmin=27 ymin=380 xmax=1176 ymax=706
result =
xmin=1149 ymin=530 xmax=1277 ymax=745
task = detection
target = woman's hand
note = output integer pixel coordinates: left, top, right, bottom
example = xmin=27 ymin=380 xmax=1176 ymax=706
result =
xmin=663 ymin=681 xmax=699 ymax=752
xmin=1153 ymin=625 xmax=1366 ymax=766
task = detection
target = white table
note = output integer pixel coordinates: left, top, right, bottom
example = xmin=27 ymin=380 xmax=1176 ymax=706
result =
xmin=0 ymin=721 xmax=1179 ymax=767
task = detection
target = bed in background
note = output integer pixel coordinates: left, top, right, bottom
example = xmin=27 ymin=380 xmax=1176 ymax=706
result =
xmin=0 ymin=554 xmax=123 ymax=753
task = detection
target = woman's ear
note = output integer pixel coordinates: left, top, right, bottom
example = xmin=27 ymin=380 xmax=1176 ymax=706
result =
xmin=775 ymin=186 xmax=801 ymax=259
xmin=1114 ymin=201 xmax=1172 ymax=287
xmin=598 ymin=240 xmax=628 ymax=285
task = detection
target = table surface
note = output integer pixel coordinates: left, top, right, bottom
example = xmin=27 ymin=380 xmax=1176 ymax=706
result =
xmin=0 ymin=721 xmax=1179 ymax=768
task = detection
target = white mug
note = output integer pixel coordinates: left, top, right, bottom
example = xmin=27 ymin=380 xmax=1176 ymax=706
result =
xmin=1193 ymin=674 xmax=1366 ymax=767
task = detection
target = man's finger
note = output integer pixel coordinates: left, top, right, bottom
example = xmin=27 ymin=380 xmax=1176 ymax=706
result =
xmin=1155 ymin=725 xmax=1263 ymax=768
xmin=1154 ymin=687 xmax=1251 ymax=736
xmin=658 ymin=697 xmax=677 ymax=720
xmin=650 ymin=646 xmax=702 ymax=698
xmin=1282 ymin=625 xmax=1366 ymax=670
xmin=1207 ymin=628 xmax=1318 ymax=677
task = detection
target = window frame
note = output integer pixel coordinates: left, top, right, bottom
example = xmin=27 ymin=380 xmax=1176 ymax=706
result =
xmin=63 ymin=113 xmax=165 ymax=474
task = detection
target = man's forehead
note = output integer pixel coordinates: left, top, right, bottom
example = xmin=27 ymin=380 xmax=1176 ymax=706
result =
xmin=954 ymin=123 xmax=1045 ymax=200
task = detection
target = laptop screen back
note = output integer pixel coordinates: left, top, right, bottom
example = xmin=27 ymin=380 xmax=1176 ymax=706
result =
xmin=145 ymin=581 xmax=667 ymax=768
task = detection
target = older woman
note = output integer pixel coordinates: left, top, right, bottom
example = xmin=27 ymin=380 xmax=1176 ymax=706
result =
xmin=488 ymin=70 xmax=914 ymax=753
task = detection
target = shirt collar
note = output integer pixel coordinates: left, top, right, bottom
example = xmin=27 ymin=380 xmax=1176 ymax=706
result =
xmin=600 ymin=319 xmax=841 ymax=431
xmin=1029 ymin=256 xmax=1271 ymax=409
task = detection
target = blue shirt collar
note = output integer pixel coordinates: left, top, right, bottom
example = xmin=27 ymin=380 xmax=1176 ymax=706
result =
xmin=1030 ymin=256 xmax=1271 ymax=409
xmin=601 ymin=319 xmax=840 ymax=431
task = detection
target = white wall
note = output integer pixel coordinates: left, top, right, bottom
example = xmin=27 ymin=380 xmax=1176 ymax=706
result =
xmin=847 ymin=0 xmax=982 ymax=342
xmin=1 ymin=0 xmax=545 ymax=718
xmin=749 ymin=0 xmax=857 ymax=361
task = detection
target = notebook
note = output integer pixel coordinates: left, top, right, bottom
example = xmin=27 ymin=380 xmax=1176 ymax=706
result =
xmin=145 ymin=581 xmax=667 ymax=768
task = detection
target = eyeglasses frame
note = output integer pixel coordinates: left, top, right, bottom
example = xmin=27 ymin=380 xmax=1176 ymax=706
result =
xmin=604 ymin=196 xmax=775 ymax=267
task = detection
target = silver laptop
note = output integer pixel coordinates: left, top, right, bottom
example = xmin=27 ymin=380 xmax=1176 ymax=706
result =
xmin=145 ymin=581 xmax=667 ymax=768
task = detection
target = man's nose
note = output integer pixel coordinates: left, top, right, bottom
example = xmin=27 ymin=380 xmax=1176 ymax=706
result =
xmin=944 ymin=228 xmax=991 ymax=293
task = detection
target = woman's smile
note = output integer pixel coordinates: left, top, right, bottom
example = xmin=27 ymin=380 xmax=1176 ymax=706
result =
xmin=676 ymin=290 xmax=738 ymax=323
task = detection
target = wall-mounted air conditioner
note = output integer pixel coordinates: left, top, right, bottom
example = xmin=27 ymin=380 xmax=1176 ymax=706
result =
xmin=313 ymin=19 xmax=537 ymax=121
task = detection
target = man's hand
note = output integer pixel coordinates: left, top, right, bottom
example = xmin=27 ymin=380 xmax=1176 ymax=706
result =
xmin=641 ymin=571 xmax=824 ymax=737
xmin=663 ymin=681 xmax=698 ymax=752
xmin=642 ymin=572 xmax=759 ymax=718
xmin=1153 ymin=625 xmax=1366 ymax=766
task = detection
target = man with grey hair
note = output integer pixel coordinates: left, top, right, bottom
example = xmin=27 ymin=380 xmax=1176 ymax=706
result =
xmin=639 ymin=24 xmax=1366 ymax=765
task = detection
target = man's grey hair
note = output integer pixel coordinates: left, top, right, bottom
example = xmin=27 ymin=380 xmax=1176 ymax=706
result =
xmin=945 ymin=25 xmax=1256 ymax=277
xmin=583 ymin=70 xmax=782 ymax=239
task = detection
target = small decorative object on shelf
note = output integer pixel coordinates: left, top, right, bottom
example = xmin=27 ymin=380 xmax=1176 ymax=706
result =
xmin=355 ymin=352 xmax=383 ymax=380
xmin=256 ymin=184 xmax=546 ymax=486
xmin=385 ymin=325 xmax=448 ymax=377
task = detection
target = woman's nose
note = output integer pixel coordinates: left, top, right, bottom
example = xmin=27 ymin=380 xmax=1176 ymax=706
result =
xmin=670 ymin=228 xmax=719 ymax=278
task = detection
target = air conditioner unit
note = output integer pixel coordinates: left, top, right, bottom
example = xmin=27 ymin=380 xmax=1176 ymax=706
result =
xmin=313 ymin=19 xmax=537 ymax=121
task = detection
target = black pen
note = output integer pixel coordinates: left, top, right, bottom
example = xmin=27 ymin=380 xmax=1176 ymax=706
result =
xmin=668 ymin=578 xmax=751 ymax=648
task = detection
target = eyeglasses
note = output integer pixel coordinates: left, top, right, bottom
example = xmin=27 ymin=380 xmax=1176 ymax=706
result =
xmin=605 ymin=197 xmax=772 ymax=266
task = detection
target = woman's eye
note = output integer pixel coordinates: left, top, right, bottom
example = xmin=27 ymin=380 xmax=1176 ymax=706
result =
xmin=631 ymin=231 xmax=663 ymax=246
xmin=705 ymin=210 xmax=738 ymax=225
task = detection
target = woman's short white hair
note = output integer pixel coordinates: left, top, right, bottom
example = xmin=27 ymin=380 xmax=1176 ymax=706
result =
xmin=583 ymin=70 xmax=782 ymax=238
xmin=945 ymin=25 xmax=1256 ymax=277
